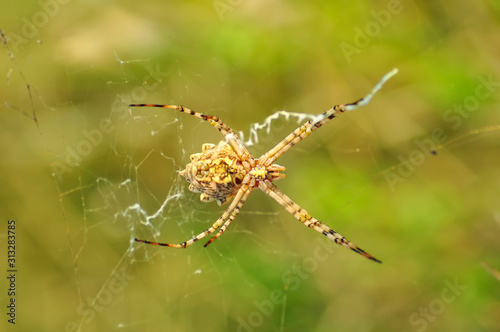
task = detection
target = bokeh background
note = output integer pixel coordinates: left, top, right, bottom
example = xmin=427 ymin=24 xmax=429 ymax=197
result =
xmin=1 ymin=1 xmax=499 ymax=331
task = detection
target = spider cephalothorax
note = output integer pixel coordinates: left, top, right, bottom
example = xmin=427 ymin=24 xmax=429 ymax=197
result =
xmin=132 ymin=68 xmax=398 ymax=263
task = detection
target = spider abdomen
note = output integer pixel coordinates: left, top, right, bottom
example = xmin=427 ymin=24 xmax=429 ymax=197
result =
xmin=179 ymin=141 xmax=246 ymax=206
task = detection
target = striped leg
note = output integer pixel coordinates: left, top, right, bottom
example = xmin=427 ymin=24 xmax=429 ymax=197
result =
xmin=259 ymin=104 xmax=348 ymax=166
xmin=259 ymin=69 xmax=398 ymax=166
xmin=204 ymin=179 xmax=256 ymax=247
xmin=135 ymin=175 xmax=252 ymax=248
xmin=129 ymin=104 xmax=252 ymax=163
xmin=259 ymin=180 xmax=381 ymax=263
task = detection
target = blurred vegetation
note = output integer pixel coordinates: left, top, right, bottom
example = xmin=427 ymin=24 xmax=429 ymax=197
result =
xmin=1 ymin=1 xmax=499 ymax=331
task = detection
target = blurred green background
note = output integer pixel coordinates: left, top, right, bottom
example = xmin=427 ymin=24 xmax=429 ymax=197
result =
xmin=1 ymin=1 xmax=499 ymax=331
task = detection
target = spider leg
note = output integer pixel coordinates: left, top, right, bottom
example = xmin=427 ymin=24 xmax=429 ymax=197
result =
xmin=204 ymin=179 xmax=255 ymax=247
xmin=135 ymin=175 xmax=253 ymax=248
xmin=259 ymin=69 xmax=398 ymax=166
xmin=129 ymin=104 xmax=253 ymax=165
xmin=259 ymin=180 xmax=381 ymax=263
xmin=259 ymin=104 xmax=347 ymax=166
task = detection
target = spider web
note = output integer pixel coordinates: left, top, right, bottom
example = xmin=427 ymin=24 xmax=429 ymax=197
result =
xmin=0 ymin=32 xmax=393 ymax=330
xmin=1 ymin=2 xmax=500 ymax=332
xmin=0 ymin=32 xmax=349 ymax=331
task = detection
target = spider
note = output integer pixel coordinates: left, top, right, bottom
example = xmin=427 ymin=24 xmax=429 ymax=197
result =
xmin=132 ymin=69 xmax=398 ymax=263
